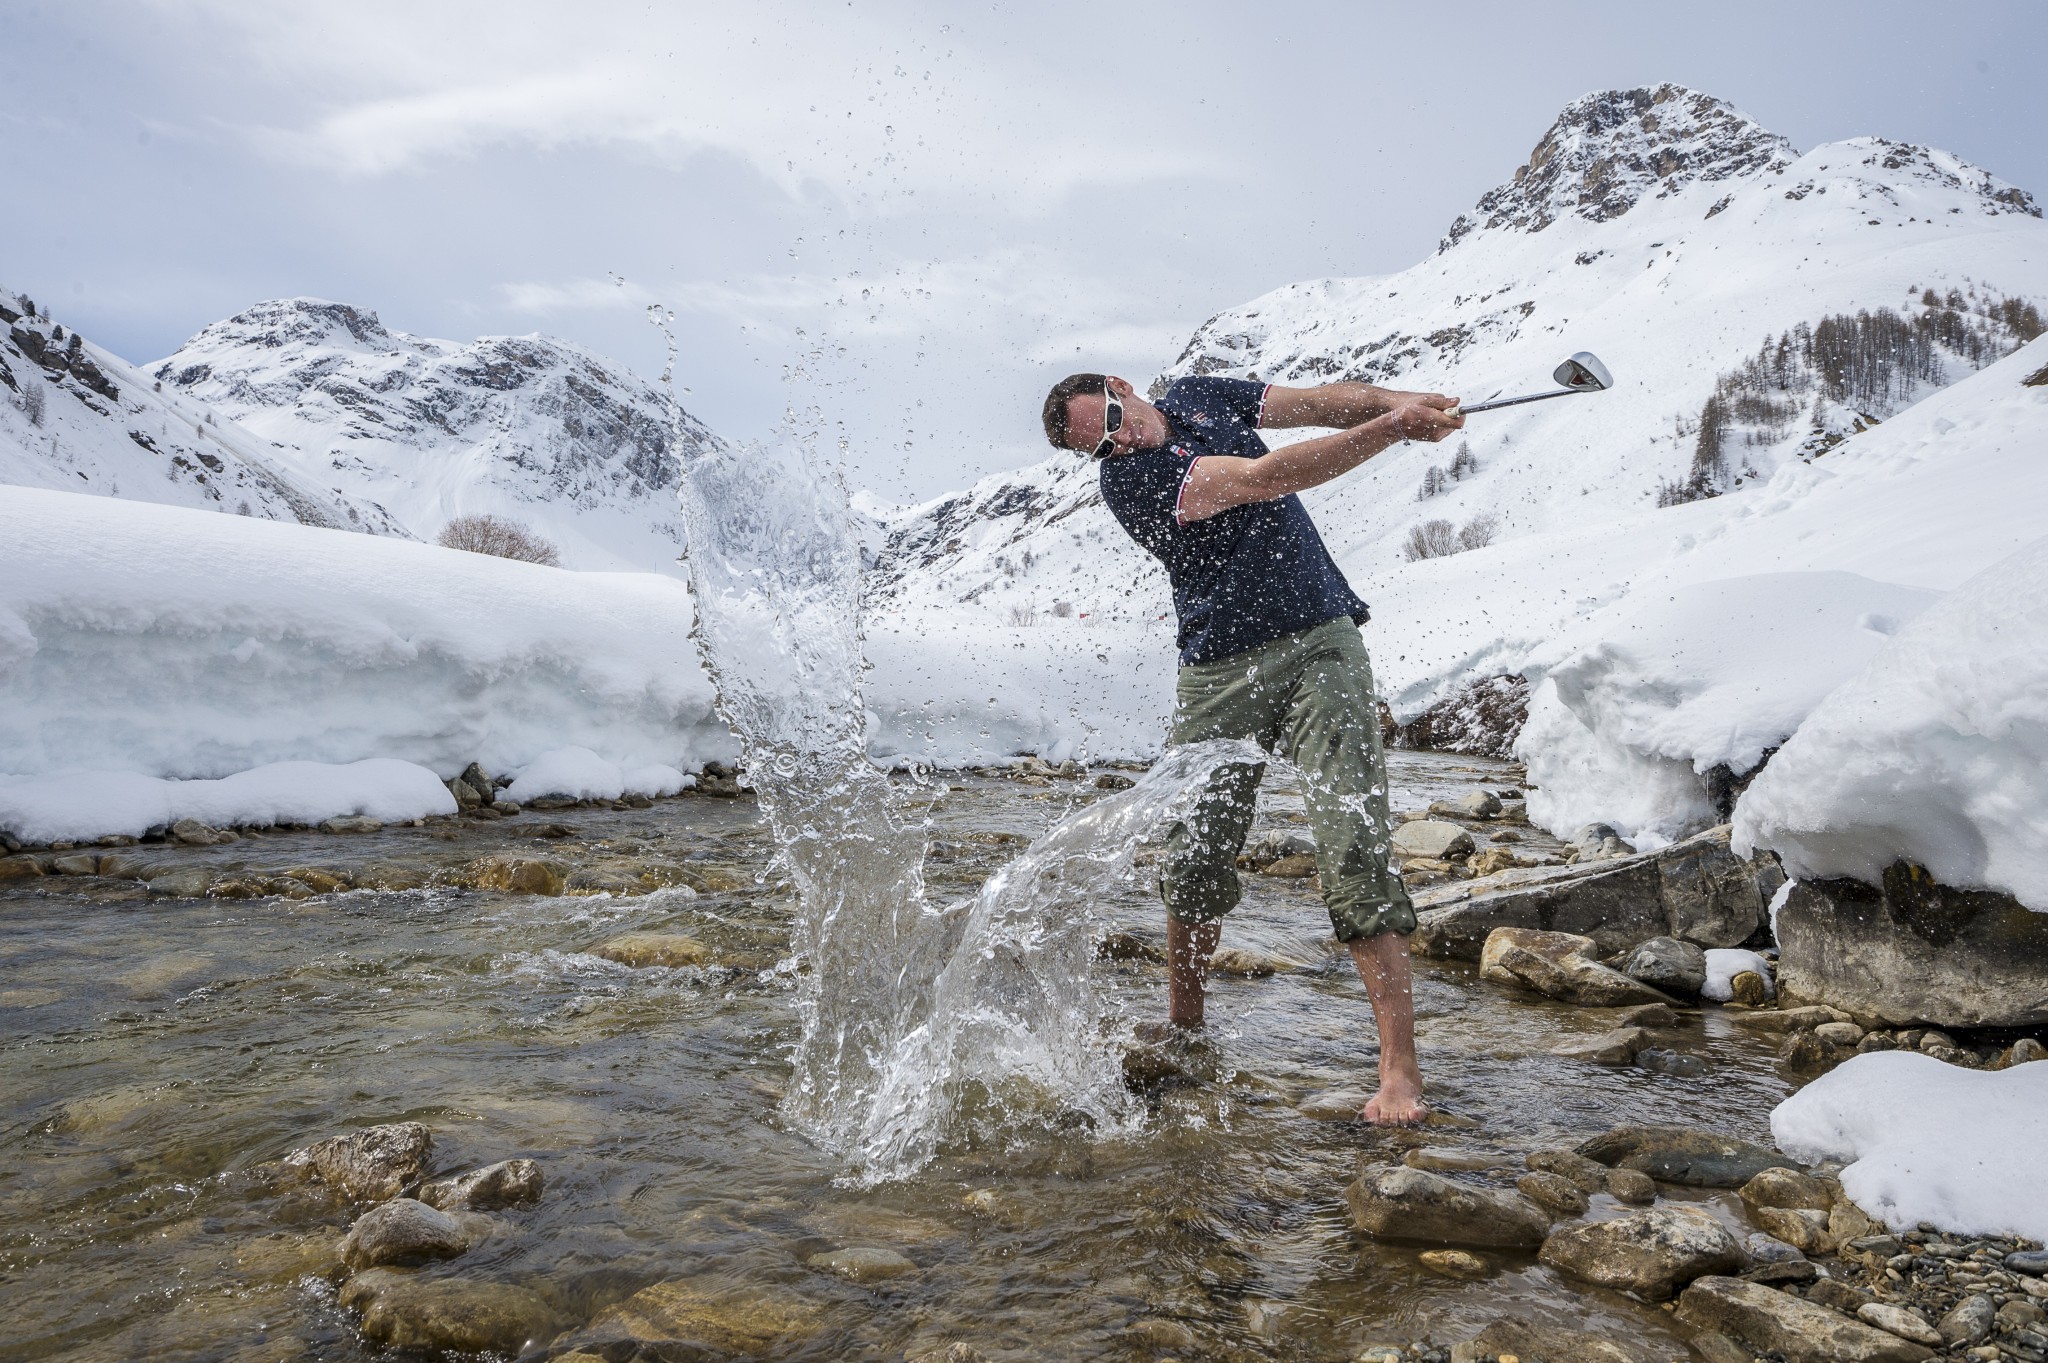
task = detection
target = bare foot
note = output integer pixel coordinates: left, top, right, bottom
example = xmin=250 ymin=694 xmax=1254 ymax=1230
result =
xmin=1361 ymin=1074 xmax=1429 ymax=1126
xmin=1133 ymin=1018 xmax=1204 ymax=1045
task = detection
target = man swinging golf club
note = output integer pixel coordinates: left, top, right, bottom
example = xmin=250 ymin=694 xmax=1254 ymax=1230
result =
xmin=1042 ymin=371 xmax=1463 ymax=1125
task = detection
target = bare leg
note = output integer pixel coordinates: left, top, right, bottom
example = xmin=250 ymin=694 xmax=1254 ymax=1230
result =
xmin=1166 ymin=915 xmax=1221 ymax=1030
xmin=1348 ymin=931 xmax=1427 ymax=1125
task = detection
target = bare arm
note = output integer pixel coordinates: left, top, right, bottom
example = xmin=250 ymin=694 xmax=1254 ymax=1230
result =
xmin=1258 ymin=381 xmax=1407 ymax=429
xmin=1177 ymin=395 xmax=1463 ymax=523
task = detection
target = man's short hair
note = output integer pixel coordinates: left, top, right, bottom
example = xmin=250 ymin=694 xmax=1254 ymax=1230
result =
xmin=1041 ymin=372 xmax=1107 ymax=450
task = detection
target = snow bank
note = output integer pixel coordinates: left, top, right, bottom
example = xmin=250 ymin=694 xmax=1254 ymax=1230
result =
xmin=0 ymin=758 xmax=455 ymax=843
xmin=1734 ymin=533 xmax=2048 ymax=909
xmin=0 ymin=484 xmax=736 ymax=787
xmin=1772 ymin=1051 xmax=2048 ymax=1242
xmin=506 ymin=747 xmax=689 ymax=802
xmin=1519 ymin=573 xmax=1939 ymax=846
xmin=1700 ymin=948 xmax=1773 ymax=1003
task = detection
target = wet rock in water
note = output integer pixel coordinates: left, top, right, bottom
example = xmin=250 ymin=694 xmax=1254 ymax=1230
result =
xmin=1451 ymin=789 xmax=1503 ymax=819
xmin=320 ymin=815 xmax=383 ymax=835
xmin=338 ymin=1197 xmax=472 ymax=1269
xmin=351 ymin=862 xmax=430 ymax=892
xmin=1467 ymin=845 xmax=1531 ymax=876
xmin=1480 ymin=926 xmax=1674 ymax=1007
xmin=908 ymin=1345 xmax=990 ymax=1363
xmin=1729 ymin=969 xmax=1772 ymax=1006
xmin=1539 ymin=1205 xmax=1745 ymax=1299
xmin=1676 ymin=1275 xmax=1936 ymax=1363
xmin=1857 ymin=1303 xmax=1943 ymax=1347
xmin=284 ymin=1122 xmax=433 ymax=1201
xmin=419 ymin=1159 xmax=542 ymax=1212
xmin=49 ymin=852 xmax=101 ymax=875
xmin=1688 ymin=1331 xmax=1756 ymax=1363
xmin=808 ymin=1246 xmax=917 ymax=1282
xmin=0 ymin=854 xmax=46 ymax=881
xmin=467 ymin=855 xmax=567 ymax=895
xmin=169 ymin=817 xmax=230 ymax=845
xmin=1776 ymin=868 xmax=2048 ymax=1028
xmin=1120 ymin=1318 xmax=1199 ymax=1350
xmin=1729 ymin=1004 xmax=1849 ymax=1033
xmin=1525 ymin=1147 xmax=1610 ymax=1193
xmin=1404 ymin=1146 xmax=1509 ymax=1173
xmin=1209 ymin=947 xmax=1280 ymax=977
xmin=1261 ymin=852 xmax=1319 ymax=878
xmin=1577 ymin=1124 xmax=1797 ymax=1188
xmin=1418 ymin=1248 xmax=1489 ymax=1279
xmin=339 ymin=1269 xmax=564 ymax=1357
xmin=1635 ymin=1047 xmax=1709 ymax=1077
xmin=1612 ymin=1001 xmax=1680 ymax=1029
xmin=1553 ymin=1026 xmax=1653 ymax=1066
xmin=1739 ymin=1167 xmax=1837 ymax=1213
xmin=1093 ymin=772 xmax=1136 ymax=791
xmin=1606 ymin=1168 xmax=1658 ymax=1204
xmin=278 ymin=866 xmax=350 ymax=893
xmin=1744 ymin=1232 xmax=1804 ymax=1264
xmin=1623 ymin=936 xmax=1708 ymax=997
xmin=1937 ymin=1294 xmax=1997 ymax=1348
xmin=1296 ymin=1088 xmax=1374 ymax=1121
xmin=1814 ymin=1020 xmax=1866 ymax=1048
xmin=590 ymin=932 xmax=711 ymax=968
xmin=565 ymin=868 xmax=640 ymax=895
xmin=1452 ymin=1319 xmax=1646 ymax=1363
xmin=573 ymin=1277 xmax=826 ymax=1356
xmin=1517 ymin=1170 xmax=1590 ymax=1216
xmin=1096 ymin=930 xmax=1165 ymax=963
xmin=1392 ymin=819 xmax=1475 ymax=861
xmin=2008 ymin=1249 xmax=2048 ymax=1275
xmin=1744 ymin=1258 xmax=1820 ymax=1286
xmin=1345 ymin=1163 xmax=1551 ymax=1249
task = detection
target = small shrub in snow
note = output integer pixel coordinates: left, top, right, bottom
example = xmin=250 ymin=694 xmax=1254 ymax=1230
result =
xmin=1008 ymin=603 xmax=1038 ymax=627
xmin=1457 ymin=513 xmax=1499 ymax=551
xmin=17 ymin=380 xmax=45 ymax=428
xmin=437 ymin=514 xmax=562 ymax=567
xmin=1416 ymin=465 xmax=1446 ymax=501
xmin=1403 ymin=519 xmax=1458 ymax=561
xmin=1448 ymin=441 xmax=1478 ymax=480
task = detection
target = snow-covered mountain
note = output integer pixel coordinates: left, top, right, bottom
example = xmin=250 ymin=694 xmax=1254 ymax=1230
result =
xmin=1 ymin=285 xmax=398 ymax=532
xmin=151 ymin=298 xmax=723 ymax=573
xmin=871 ymin=84 xmax=2047 ymax=637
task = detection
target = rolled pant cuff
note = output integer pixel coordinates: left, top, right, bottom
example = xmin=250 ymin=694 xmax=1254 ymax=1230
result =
xmin=1327 ymin=897 xmax=1419 ymax=942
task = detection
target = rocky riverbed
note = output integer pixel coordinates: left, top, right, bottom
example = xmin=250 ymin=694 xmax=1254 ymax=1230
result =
xmin=2 ymin=750 xmax=2042 ymax=1363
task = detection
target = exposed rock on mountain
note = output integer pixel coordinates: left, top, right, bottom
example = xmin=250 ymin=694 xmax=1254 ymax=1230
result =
xmin=153 ymin=298 xmax=723 ymax=572
xmin=0 ymin=285 xmax=398 ymax=532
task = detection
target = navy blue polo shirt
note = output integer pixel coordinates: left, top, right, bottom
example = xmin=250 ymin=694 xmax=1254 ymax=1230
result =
xmin=1098 ymin=375 xmax=1369 ymax=665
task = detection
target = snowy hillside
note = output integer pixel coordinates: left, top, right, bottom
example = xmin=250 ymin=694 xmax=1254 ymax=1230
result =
xmin=152 ymin=298 xmax=724 ymax=573
xmin=871 ymin=84 xmax=2046 ymax=634
xmin=0 ymin=285 xmax=399 ymax=532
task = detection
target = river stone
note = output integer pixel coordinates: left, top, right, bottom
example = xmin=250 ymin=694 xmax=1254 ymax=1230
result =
xmin=575 ymin=1277 xmax=827 ymax=1356
xmin=1539 ymin=1205 xmax=1745 ymax=1299
xmin=1858 ymin=1303 xmax=1943 ymax=1347
xmin=1612 ymin=1001 xmax=1679 ymax=1028
xmin=1516 ymin=1170 xmax=1590 ymax=1216
xmin=1554 ymin=1026 xmax=1653 ymax=1065
xmin=1605 ymin=1168 xmax=1659 ymax=1203
xmin=1296 ymin=1089 xmax=1374 ymax=1121
xmin=1636 ymin=1047 xmax=1709 ymax=1077
xmin=139 ymin=866 xmax=207 ymax=896
xmin=1623 ymin=936 xmax=1708 ymax=997
xmin=0 ymin=854 xmax=47 ymax=881
xmin=1480 ymin=927 xmax=1674 ymax=1006
xmin=809 ymin=1246 xmax=917 ymax=1282
xmin=278 ymin=866 xmax=350 ymax=893
xmin=1261 ymin=852 xmax=1318 ymax=878
xmin=1730 ymin=970 xmax=1771 ymax=1006
xmin=1345 ymin=1163 xmax=1550 ymax=1249
xmin=1750 ymin=1206 xmax=1833 ymax=1254
xmin=1739 ymin=1167 xmax=1837 ymax=1213
xmin=338 ymin=1197 xmax=472 ymax=1269
xmin=1677 ymin=1276 xmax=1935 ymax=1363
xmin=169 ymin=817 xmax=225 ymax=845
xmin=592 ymin=932 xmax=711 ymax=968
xmin=1392 ymin=820 xmax=1475 ymax=861
xmin=284 ymin=1122 xmax=433 ymax=1201
xmin=1209 ymin=947 xmax=1280 ymax=976
xmin=50 ymin=852 xmax=101 ymax=875
xmin=1096 ymin=931 xmax=1165 ymax=962
xmin=1525 ymin=1147 xmax=1609 ymax=1192
xmin=1938 ymin=1295 xmax=1997 ymax=1347
xmin=1745 ymin=1232 xmax=1805 ymax=1264
xmin=340 ymin=1269 xmax=564 ymax=1357
xmin=1776 ymin=867 xmax=2048 ymax=1028
xmin=1404 ymin=1146 xmax=1509 ymax=1173
xmin=2009 ymin=1250 xmax=2048 ymax=1276
xmin=320 ymin=815 xmax=383 ymax=834
xmin=420 ymin=1159 xmax=543 ymax=1212
xmin=468 ymin=855 xmax=567 ymax=896
xmin=1810 ymin=1278 xmax=1878 ymax=1315
xmin=1577 ymin=1124 xmax=1798 ymax=1188
xmin=1450 ymin=1319 xmax=1646 ymax=1363
xmin=1418 ymin=1249 xmax=1489 ymax=1279
xmin=1452 ymin=790 xmax=1502 ymax=819
xmin=1729 ymin=1005 xmax=1847 ymax=1033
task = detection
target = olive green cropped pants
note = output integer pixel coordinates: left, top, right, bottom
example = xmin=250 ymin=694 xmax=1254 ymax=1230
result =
xmin=1162 ymin=617 xmax=1416 ymax=942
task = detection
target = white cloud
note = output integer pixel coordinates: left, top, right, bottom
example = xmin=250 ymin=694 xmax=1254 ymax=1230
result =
xmin=496 ymin=276 xmax=655 ymax=314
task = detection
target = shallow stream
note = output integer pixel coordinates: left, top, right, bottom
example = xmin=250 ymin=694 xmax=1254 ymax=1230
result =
xmin=0 ymin=753 xmax=1804 ymax=1362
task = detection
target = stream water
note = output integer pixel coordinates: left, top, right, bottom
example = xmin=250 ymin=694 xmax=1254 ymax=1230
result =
xmin=0 ymin=757 xmax=1804 ymax=1362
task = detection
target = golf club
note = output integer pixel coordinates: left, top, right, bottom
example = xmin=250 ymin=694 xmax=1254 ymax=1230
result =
xmin=1446 ymin=352 xmax=1612 ymax=418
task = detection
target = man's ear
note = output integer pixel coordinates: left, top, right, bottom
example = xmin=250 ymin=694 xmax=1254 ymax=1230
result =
xmin=1107 ymin=375 xmax=1134 ymax=400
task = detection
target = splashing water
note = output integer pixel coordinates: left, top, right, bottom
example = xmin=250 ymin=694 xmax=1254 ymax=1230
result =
xmin=649 ymin=307 xmax=1253 ymax=1180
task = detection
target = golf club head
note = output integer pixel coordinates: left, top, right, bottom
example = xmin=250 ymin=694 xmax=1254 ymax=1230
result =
xmin=1553 ymin=351 xmax=1612 ymax=392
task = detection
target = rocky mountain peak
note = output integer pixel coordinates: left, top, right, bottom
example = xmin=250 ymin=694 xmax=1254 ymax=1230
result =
xmin=206 ymin=297 xmax=402 ymax=355
xmin=1440 ymin=84 xmax=1796 ymax=249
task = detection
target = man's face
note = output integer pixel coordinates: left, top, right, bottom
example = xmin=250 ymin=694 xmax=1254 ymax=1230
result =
xmin=1065 ymin=376 xmax=1169 ymax=457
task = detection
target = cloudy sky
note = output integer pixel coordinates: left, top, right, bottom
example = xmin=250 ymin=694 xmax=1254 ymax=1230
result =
xmin=5 ymin=0 xmax=2043 ymax=503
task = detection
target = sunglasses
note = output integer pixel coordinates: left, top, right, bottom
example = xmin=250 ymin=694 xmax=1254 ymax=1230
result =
xmin=1091 ymin=385 xmax=1124 ymax=459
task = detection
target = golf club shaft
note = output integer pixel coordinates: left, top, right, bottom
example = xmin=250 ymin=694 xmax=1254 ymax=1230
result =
xmin=1454 ymin=387 xmax=1587 ymax=416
